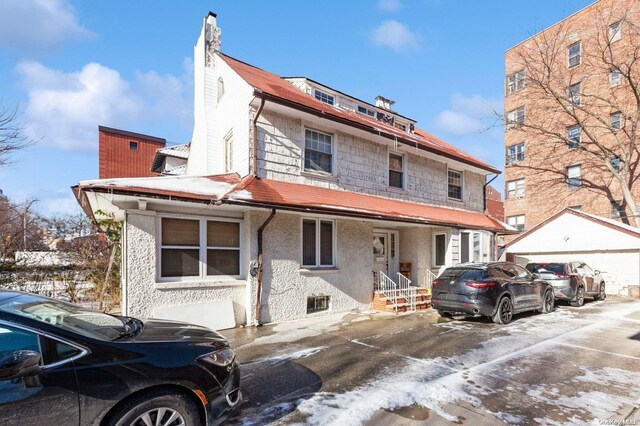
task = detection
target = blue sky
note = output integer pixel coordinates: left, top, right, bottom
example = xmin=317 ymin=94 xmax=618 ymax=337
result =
xmin=0 ymin=0 xmax=594 ymax=216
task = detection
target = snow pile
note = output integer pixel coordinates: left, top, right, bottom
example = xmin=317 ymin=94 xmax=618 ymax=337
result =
xmin=80 ymin=175 xmax=235 ymax=198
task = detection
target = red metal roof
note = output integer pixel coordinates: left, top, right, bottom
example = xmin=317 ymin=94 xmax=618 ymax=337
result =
xmin=219 ymin=54 xmax=500 ymax=174
xmin=77 ymin=174 xmax=513 ymax=232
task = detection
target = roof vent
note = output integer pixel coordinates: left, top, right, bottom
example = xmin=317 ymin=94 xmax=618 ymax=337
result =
xmin=375 ymin=96 xmax=395 ymax=111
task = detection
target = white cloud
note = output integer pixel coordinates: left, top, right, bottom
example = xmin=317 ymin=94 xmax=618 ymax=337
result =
xmin=0 ymin=0 xmax=92 ymax=52
xmin=371 ymin=20 xmax=419 ymax=52
xmin=39 ymin=194 xmax=82 ymax=217
xmin=377 ymin=0 xmax=402 ymax=11
xmin=16 ymin=59 xmax=193 ymax=150
xmin=435 ymin=94 xmax=501 ymax=136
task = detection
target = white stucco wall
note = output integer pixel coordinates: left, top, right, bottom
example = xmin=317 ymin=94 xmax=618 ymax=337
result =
xmin=399 ymin=227 xmax=433 ymax=285
xmin=255 ymin=111 xmax=485 ymax=212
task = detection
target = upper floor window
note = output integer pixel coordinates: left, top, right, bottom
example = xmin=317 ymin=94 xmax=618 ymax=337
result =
xmin=224 ymin=130 xmax=233 ymax=173
xmin=507 ymin=178 xmax=525 ymax=199
xmin=217 ymin=77 xmax=225 ymax=101
xmin=568 ymin=42 xmax=581 ymax=68
xmin=506 ymin=142 xmax=525 ymax=164
xmin=448 ymin=169 xmax=463 ymax=200
xmin=611 ymin=156 xmax=622 ymax=171
xmin=357 ymin=105 xmax=375 ymax=117
xmin=611 ymin=112 xmax=622 ymax=130
xmin=506 ymin=106 xmax=525 ymax=129
xmin=611 ymin=200 xmax=625 ymax=219
xmin=129 ymin=141 xmax=138 ymax=151
xmin=567 ymin=165 xmax=581 ymax=188
xmin=506 ymin=70 xmax=525 ymax=94
xmin=567 ymin=125 xmax=581 ymax=148
xmin=507 ymin=215 xmax=525 ymax=232
xmin=388 ymin=153 xmax=404 ymax=189
xmin=610 ymin=21 xmax=621 ymax=42
xmin=302 ymin=218 xmax=335 ymax=267
xmin=568 ymin=82 xmax=581 ymax=105
xmin=304 ymin=129 xmax=333 ymax=174
xmin=314 ymin=89 xmax=334 ymax=106
xmin=610 ymin=69 xmax=621 ymax=86
xmin=394 ymin=122 xmax=407 ymax=132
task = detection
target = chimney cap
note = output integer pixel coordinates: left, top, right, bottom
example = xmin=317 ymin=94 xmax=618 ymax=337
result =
xmin=208 ymin=11 xmax=217 ymax=18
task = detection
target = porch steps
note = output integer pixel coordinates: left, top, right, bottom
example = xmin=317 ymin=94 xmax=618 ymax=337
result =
xmin=373 ymin=289 xmax=432 ymax=313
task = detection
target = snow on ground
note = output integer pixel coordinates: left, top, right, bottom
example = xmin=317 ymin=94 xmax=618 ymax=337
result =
xmin=252 ymin=347 xmax=328 ymax=366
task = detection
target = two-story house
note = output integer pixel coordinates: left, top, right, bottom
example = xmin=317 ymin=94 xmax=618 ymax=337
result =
xmin=73 ymin=13 xmax=511 ymax=329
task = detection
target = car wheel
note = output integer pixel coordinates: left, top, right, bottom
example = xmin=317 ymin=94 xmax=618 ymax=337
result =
xmin=492 ymin=297 xmax=514 ymax=325
xmin=570 ymin=287 xmax=585 ymax=307
xmin=107 ymin=389 xmax=200 ymax=426
xmin=540 ymin=290 xmax=554 ymax=314
xmin=594 ymin=283 xmax=606 ymax=301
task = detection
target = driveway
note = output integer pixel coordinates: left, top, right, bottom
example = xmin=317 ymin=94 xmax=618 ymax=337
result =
xmin=221 ymin=297 xmax=640 ymax=425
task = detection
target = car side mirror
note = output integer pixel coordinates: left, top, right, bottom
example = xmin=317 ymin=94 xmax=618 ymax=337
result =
xmin=0 ymin=350 xmax=42 ymax=381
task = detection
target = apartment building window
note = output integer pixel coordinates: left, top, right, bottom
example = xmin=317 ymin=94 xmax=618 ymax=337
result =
xmin=129 ymin=141 xmax=138 ymax=151
xmin=611 ymin=200 xmax=624 ymax=219
xmin=610 ymin=22 xmax=621 ymax=42
xmin=302 ymin=218 xmax=335 ymax=267
xmin=567 ymin=165 xmax=581 ymax=188
xmin=448 ymin=169 xmax=463 ymax=200
xmin=304 ymin=129 xmax=333 ymax=174
xmin=506 ymin=142 xmax=525 ymax=164
xmin=217 ymin=77 xmax=225 ymax=101
xmin=611 ymin=156 xmax=621 ymax=171
xmin=610 ymin=69 xmax=621 ymax=86
xmin=314 ymin=89 xmax=334 ymax=106
xmin=507 ymin=215 xmax=525 ymax=232
xmin=224 ymin=130 xmax=233 ymax=173
xmin=506 ymin=70 xmax=526 ymax=94
xmin=433 ymin=233 xmax=447 ymax=266
xmin=611 ymin=112 xmax=622 ymax=130
xmin=506 ymin=106 xmax=525 ymax=129
xmin=568 ymin=42 xmax=581 ymax=68
xmin=568 ymin=82 xmax=581 ymax=106
xmin=159 ymin=217 xmax=241 ymax=279
xmin=388 ymin=153 xmax=404 ymax=189
xmin=357 ymin=105 xmax=375 ymax=117
xmin=506 ymin=178 xmax=525 ymax=199
xmin=567 ymin=125 xmax=581 ymax=148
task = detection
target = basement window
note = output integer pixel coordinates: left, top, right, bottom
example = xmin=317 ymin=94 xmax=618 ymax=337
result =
xmin=129 ymin=141 xmax=138 ymax=151
xmin=307 ymin=295 xmax=330 ymax=314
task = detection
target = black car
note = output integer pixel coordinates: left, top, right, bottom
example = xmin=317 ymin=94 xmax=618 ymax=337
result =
xmin=0 ymin=290 xmax=241 ymax=426
xmin=431 ymin=262 xmax=555 ymax=324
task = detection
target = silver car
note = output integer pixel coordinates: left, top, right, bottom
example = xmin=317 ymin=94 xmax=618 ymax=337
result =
xmin=525 ymin=262 xmax=606 ymax=307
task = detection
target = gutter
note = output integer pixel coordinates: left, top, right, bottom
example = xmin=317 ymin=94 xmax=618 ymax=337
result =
xmin=255 ymin=208 xmax=276 ymax=325
xmin=483 ymin=173 xmax=500 ymax=213
xmin=252 ymin=97 xmax=266 ymax=176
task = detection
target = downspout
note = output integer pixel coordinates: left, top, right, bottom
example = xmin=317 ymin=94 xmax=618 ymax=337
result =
xmin=483 ymin=173 xmax=499 ymax=213
xmin=252 ymin=97 xmax=266 ymax=176
xmin=255 ymin=208 xmax=276 ymax=325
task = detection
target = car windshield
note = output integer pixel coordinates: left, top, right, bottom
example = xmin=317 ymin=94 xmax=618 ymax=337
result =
xmin=0 ymin=294 xmax=128 ymax=341
xmin=526 ymin=263 xmax=565 ymax=275
xmin=438 ymin=268 xmax=488 ymax=281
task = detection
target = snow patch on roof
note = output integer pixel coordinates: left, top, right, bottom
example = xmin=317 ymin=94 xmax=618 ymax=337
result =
xmin=157 ymin=143 xmax=190 ymax=159
xmin=79 ymin=175 xmax=234 ymax=199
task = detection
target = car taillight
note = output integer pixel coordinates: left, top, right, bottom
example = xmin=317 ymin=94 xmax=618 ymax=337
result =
xmin=465 ymin=280 xmax=497 ymax=289
xmin=432 ymin=280 xmax=440 ymax=287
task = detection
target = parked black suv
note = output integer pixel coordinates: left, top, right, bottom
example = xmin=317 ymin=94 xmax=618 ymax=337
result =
xmin=526 ymin=261 xmax=606 ymax=307
xmin=0 ymin=290 xmax=241 ymax=426
xmin=431 ymin=262 xmax=554 ymax=324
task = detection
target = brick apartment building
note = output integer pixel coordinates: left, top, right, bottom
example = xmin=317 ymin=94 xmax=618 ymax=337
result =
xmin=503 ymin=0 xmax=640 ymax=238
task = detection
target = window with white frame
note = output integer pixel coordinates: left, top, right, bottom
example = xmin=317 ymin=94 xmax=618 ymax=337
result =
xmin=461 ymin=231 xmax=484 ymax=263
xmin=224 ymin=130 xmax=233 ymax=173
xmin=314 ymin=89 xmax=334 ymax=106
xmin=567 ymin=165 xmax=581 ymax=188
xmin=448 ymin=169 xmax=463 ymax=200
xmin=506 ymin=106 xmax=525 ymax=129
xmin=611 ymin=112 xmax=622 ymax=130
xmin=567 ymin=125 xmax=581 ymax=148
xmin=610 ymin=21 xmax=621 ymax=42
xmin=568 ymin=82 xmax=581 ymax=105
xmin=301 ymin=218 xmax=335 ymax=267
xmin=388 ymin=153 xmax=404 ymax=189
xmin=217 ymin=77 xmax=225 ymax=102
xmin=304 ymin=129 xmax=333 ymax=174
xmin=507 ymin=215 xmax=525 ymax=232
xmin=507 ymin=178 xmax=525 ymax=199
xmin=568 ymin=42 xmax=581 ymax=68
xmin=506 ymin=70 xmax=526 ymax=94
xmin=357 ymin=105 xmax=375 ymax=117
xmin=610 ymin=69 xmax=621 ymax=86
xmin=159 ymin=217 xmax=241 ymax=279
xmin=506 ymin=142 xmax=525 ymax=164
xmin=434 ymin=233 xmax=447 ymax=266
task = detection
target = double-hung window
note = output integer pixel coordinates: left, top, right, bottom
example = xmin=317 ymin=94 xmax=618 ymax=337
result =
xmin=507 ymin=215 xmax=525 ymax=232
xmin=611 ymin=112 xmax=622 ymax=130
xmin=610 ymin=69 xmax=621 ymax=86
xmin=568 ymin=82 xmax=581 ymax=106
xmin=567 ymin=165 xmax=581 ymax=188
xmin=506 ymin=70 xmax=526 ymax=94
xmin=506 ymin=106 xmax=525 ymax=129
xmin=506 ymin=143 xmax=525 ymax=164
xmin=304 ymin=129 xmax=333 ymax=174
xmin=159 ymin=217 xmax=241 ymax=279
xmin=610 ymin=22 xmax=621 ymax=42
xmin=314 ymin=90 xmax=334 ymax=106
xmin=507 ymin=179 xmax=525 ymax=199
xmin=302 ymin=218 xmax=335 ymax=267
xmin=568 ymin=42 xmax=581 ymax=68
xmin=224 ymin=130 xmax=233 ymax=173
xmin=448 ymin=169 xmax=463 ymax=200
xmin=567 ymin=125 xmax=581 ymax=148
xmin=388 ymin=153 xmax=404 ymax=189
xmin=357 ymin=105 xmax=375 ymax=117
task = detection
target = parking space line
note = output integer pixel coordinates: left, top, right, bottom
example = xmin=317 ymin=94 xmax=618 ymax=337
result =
xmin=556 ymin=342 xmax=640 ymax=360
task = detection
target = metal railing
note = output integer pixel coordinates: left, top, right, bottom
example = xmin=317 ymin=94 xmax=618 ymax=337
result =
xmin=377 ymin=271 xmax=398 ymax=313
xmin=419 ymin=269 xmax=438 ymax=292
xmin=397 ymin=272 xmax=415 ymax=311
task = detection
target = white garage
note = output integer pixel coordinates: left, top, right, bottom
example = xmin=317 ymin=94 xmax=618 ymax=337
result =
xmin=503 ymin=208 xmax=640 ymax=297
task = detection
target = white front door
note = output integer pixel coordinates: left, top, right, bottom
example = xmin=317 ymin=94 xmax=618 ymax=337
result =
xmin=373 ymin=231 xmax=399 ymax=279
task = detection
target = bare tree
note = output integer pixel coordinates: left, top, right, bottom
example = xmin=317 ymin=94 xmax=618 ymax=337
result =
xmin=0 ymin=103 xmax=32 ymax=167
xmin=0 ymin=199 xmax=47 ymax=266
xmin=505 ymin=2 xmax=640 ymax=226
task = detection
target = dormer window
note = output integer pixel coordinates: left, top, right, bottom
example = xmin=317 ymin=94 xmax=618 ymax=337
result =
xmin=394 ymin=122 xmax=407 ymax=132
xmin=357 ymin=105 xmax=375 ymax=117
xmin=314 ymin=89 xmax=334 ymax=106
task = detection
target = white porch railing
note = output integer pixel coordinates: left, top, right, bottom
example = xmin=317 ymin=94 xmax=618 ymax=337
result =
xmin=376 ymin=271 xmax=398 ymax=313
xmin=419 ymin=269 xmax=438 ymax=292
xmin=397 ymin=272 xmax=416 ymax=311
